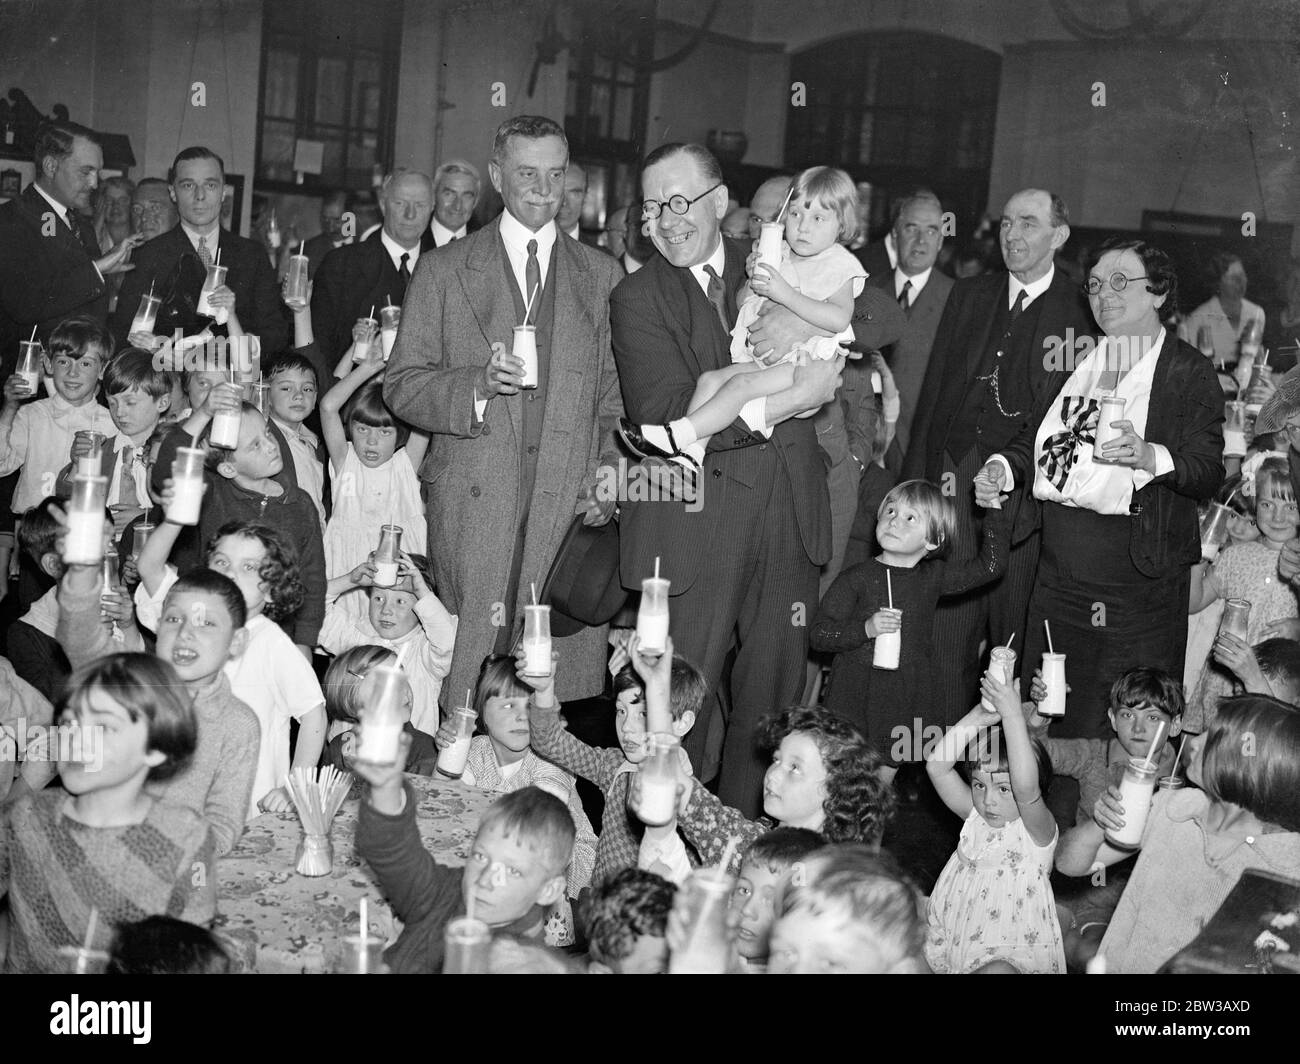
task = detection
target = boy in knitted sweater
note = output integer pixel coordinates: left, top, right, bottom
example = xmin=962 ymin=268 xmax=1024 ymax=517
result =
xmin=526 ymin=636 xmax=706 ymax=886
xmin=354 ymin=764 xmax=574 ymax=974
xmin=57 ymin=561 xmax=259 ymax=855
xmin=0 ymin=653 xmax=216 ymax=973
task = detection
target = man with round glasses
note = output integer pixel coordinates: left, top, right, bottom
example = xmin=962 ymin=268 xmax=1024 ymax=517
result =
xmin=610 ymin=142 xmax=847 ymax=814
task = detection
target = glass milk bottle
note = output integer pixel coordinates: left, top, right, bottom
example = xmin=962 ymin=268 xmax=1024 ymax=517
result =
xmin=521 ymin=604 xmax=552 ymax=676
xmin=1219 ymin=598 xmax=1251 ymax=641
xmin=669 ymin=869 xmax=735 ymax=974
xmin=636 ymin=576 xmax=671 ymax=654
xmin=1199 ymin=502 xmax=1232 ymax=562
xmin=1091 ymin=394 xmax=1126 ymax=463
xmin=355 ymin=664 xmax=410 ymax=765
xmin=15 ymin=339 xmax=42 ymax=396
xmin=1105 ymin=758 xmax=1158 ymax=849
xmin=352 ymin=316 xmax=379 ymax=362
xmin=332 ymin=935 xmax=387 ymax=974
xmin=130 ymin=521 xmax=154 ymax=563
xmin=1244 ymin=363 xmax=1272 ymax=417
xmin=513 ymin=324 xmax=539 ymax=389
xmin=63 ymin=475 xmax=108 ymax=565
xmin=1039 ymin=652 xmax=1067 ymax=717
xmin=208 ymin=385 xmax=242 ymax=450
xmin=167 ymin=447 xmax=206 ymax=526
xmin=872 ymin=609 xmax=902 ymax=670
xmin=757 ymin=221 xmax=783 ymax=272
xmin=129 ymin=291 xmax=161 ymax=337
xmin=74 ymin=430 xmax=106 ymax=476
xmin=284 ymin=248 xmax=310 ymax=309
xmin=981 ymin=647 xmax=1017 ymax=713
xmin=442 ymin=917 xmax=491 ymax=974
xmin=436 ymin=707 xmax=476 ymax=779
xmin=196 ymin=262 xmax=228 ymax=324
xmin=636 ymin=734 xmax=680 ymax=826
xmin=1223 ymin=401 xmax=1247 ymax=458
xmin=380 ymin=305 xmax=401 ymax=361
xmin=373 ymin=525 xmax=402 ymax=587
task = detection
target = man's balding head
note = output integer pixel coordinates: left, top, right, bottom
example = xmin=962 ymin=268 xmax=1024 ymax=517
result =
xmin=381 ymin=170 xmax=434 ymax=250
xmin=999 ymin=188 xmax=1070 ymax=284
xmin=748 ymin=175 xmax=793 ymax=240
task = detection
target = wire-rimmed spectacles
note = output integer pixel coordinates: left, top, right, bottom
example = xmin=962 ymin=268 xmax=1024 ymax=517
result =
xmin=641 ymin=182 xmax=722 ymax=221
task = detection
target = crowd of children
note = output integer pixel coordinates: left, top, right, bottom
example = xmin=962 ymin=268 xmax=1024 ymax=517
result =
xmin=5 ymin=164 xmax=1300 ymax=977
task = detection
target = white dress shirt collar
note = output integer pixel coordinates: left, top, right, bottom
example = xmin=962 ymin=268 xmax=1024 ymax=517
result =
xmin=688 ymin=236 xmax=727 ymax=295
xmin=380 ymin=230 xmax=420 ymax=273
xmin=623 ymin=252 xmax=643 ymax=274
xmin=429 ymin=218 xmax=465 ymax=247
xmin=884 ymin=231 xmax=898 ymax=270
xmin=180 ymin=221 xmax=221 ymax=254
xmin=499 ymin=209 xmax=557 ymax=257
xmin=565 ymin=224 xmax=580 ymax=241
xmin=895 ymin=265 xmax=932 ymax=300
xmin=32 ymin=182 xmax=72 ymax=227
xmin=1010 ymin=263 xmax=1054 ymax=310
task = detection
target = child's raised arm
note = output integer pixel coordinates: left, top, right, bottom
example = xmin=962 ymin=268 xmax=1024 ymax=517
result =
xmin=1188 ymin=559 xmax=1221 ymax=614
xmin=628 ymin=631 xmax=674 ymax=735
xmin=983 ymin=671 xmax=1056 ymax=846
xmin=926 ymin=704 xmax=999 ymax=819
xmin=138 ymin=500 xmax=186 ymax=597
xmin=319 ymin=355 xmax=385 ymax=472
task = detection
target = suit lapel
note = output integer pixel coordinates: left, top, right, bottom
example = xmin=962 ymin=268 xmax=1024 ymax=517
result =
xmin=1144 ymin=328 xmax=1176 ymax=446
xmin=460 ymin=219 xmax=523 ymax=441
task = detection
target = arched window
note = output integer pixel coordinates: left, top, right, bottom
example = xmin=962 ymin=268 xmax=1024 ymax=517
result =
xmin=785 ymin=31 xmax=1000 ymax=238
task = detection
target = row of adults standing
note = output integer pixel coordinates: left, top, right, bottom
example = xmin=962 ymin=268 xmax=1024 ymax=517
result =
xmin=0 ymin=113 xmax=1226 ymax=819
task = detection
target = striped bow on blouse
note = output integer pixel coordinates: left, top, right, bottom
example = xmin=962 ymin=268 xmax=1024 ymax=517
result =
xmin=1038 ymin=395 xmax=1101 ymax=492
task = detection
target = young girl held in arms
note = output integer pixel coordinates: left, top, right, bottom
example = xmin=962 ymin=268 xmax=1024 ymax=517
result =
xmin=925 ymin=670 xmax=1065 ymax=974
xmin=619 ymin=166 xmax=867 ymax=480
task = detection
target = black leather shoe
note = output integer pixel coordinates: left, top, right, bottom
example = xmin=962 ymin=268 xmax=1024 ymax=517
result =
xmin=617 ymin=417 xmax=676 ymax=461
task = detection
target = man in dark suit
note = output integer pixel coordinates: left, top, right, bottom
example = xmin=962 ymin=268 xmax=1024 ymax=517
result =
xmin=0 ymin=121 xmax=139 ymax=363
xmin=903 ymin=188 xmax=1094 ymax=724
xmin=556 ymin=162 xmax=601 ymax=249
xmin=426 ymin=159 xmax=480 ymax=249
xmin=302 ymin=190 xmax=353 ymax=278
xmin=113 ymin=146 xmax=288 ymax=357
xmin=870 ymin=189 xmax=955 ymax=474
xmin=310 ymin=169 xmax=434 ymax=385
xmin=384 ymin=115 xmax=623 ymax=715
xmin=611 ymin=143 xmax=846 ymax=816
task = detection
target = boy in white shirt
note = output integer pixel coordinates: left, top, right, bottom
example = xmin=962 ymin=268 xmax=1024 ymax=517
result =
xmin=0 ymin=315 xmax=114 ymax=516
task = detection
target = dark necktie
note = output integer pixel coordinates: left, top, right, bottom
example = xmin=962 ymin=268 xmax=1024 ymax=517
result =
xmin=73 ymin=217 xmax=100 ymax=260
xmin=703 ymin=264 xmax=730 ymax=333
xmin=399 ymin=252 xmax=411 ymax=282
xmin=524 ymin=239 xmax=541 ymax=325
xmin=1009 ymin=288 xmax=1027 ymax=324
xmin=116 ymin=446 xmax=139 ymax=507
xmin=898 ymin=279 xmax=912 ymax=312
xmin=197 ymin=235 xmax=214 ymax=267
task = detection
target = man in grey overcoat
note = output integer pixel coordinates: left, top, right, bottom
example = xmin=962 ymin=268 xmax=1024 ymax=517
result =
xmin=385 ymin=115 xmax=624 ymax=713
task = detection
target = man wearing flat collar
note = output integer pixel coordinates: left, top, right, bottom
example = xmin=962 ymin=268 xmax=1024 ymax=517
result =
xmin=426 ymin=159 xmax=480 ymax=249
xmin=113 ymin=146 xmax=287 ymax=355
xmin=557 ymin=161 xmax=598 ymax=247
xmin=384 ymin=115 xmax=624 ymax=713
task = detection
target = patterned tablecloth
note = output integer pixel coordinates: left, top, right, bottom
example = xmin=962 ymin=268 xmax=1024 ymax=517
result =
xmin=215 ymin=774 xmax=491 ymax=973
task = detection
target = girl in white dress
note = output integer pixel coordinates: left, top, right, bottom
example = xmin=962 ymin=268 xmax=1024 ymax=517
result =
xmin=618 ymin=166 xmax=867 ymax=482
xmin=924 ymin=671 xmax=1066 ymax=974
xmin=320 ymin=358 xmax=428 ymax=623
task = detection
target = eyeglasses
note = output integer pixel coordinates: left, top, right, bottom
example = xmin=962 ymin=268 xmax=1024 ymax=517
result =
xmin=1285 ymin=420 xmax=1300 ymax=435
xmin=1083 ymin=273 xmax=1150 ymax=295
xmin=641 ymin=182 xmax=722 ymax=221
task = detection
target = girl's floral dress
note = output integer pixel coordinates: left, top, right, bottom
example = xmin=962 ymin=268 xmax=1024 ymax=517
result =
xmin=925 ymin=810 xmax=1065 ymax=974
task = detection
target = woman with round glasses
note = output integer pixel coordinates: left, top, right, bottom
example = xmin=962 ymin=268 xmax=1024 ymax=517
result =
xmin=973 ymin=238 xmax=1225 ymax=739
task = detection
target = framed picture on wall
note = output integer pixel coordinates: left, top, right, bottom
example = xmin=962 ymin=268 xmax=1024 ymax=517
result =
xmin=0 ymin=160 xmax=35 ymax=203
xmin=222 ymin=174 xmax=245 ymax=235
